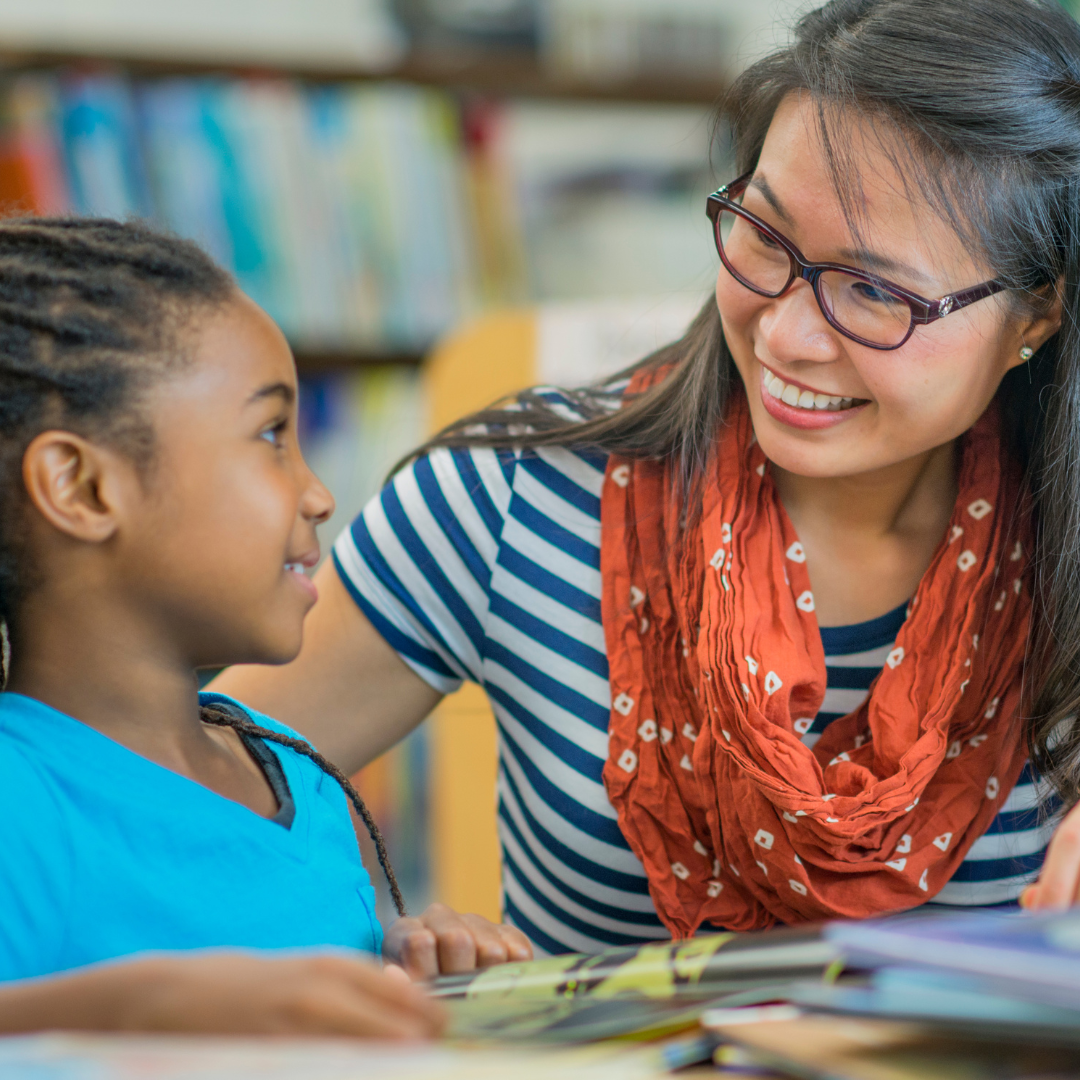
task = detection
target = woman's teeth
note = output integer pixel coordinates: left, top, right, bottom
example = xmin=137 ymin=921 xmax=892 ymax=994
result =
xmin=762 ymin=368 xmax=857 ymax=411
xmin=285 ymin=562 xmax=303 ymax=574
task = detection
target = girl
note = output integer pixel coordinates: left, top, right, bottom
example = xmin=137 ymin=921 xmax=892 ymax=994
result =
xmin=217 ymin=0 xmax=1080 ymax=952
xmin=0 ymin=218 xmax=528 ymax=1033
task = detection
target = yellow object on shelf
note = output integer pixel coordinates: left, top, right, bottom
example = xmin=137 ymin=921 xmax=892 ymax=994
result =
xmin=424 ymin=309 xmax=538 ymax=923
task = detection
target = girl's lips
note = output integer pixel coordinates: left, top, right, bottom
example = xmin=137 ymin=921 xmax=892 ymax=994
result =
xmin=758 ymin=365 xmax=869 ymax=430
xmin=286 ymin=566 xmax=319 ymax=603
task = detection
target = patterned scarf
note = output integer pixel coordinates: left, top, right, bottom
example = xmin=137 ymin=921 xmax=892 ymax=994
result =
xmin=601 ymin=380 xmax=1032 ymax=935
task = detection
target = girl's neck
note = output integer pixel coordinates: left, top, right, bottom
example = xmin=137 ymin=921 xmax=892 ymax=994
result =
xmin=6 ymin=586 xmax=280 ymax=817
xmin=6 ymin=584 xmax=206 ymax=769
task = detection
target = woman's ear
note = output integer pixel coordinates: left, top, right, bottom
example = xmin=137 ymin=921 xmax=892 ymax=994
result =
xmin=21 ymin=431 xmax=133 ymax=544
xmin=1010 ymin=280 xmax=1064 ymax=370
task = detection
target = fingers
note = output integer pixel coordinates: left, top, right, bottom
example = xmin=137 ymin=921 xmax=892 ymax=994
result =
xmin=384 ymin=905 xmax=535 ymax=978
xmin=458 ymin=914 xmax=532 ymax=967
xmin=1026 ymin=805 xmax=1080 ymax=911
xmin=496 ymin=922 xmax=533 ymax=964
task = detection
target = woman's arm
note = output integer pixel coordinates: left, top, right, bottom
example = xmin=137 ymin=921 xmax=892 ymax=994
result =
xmin=210 ymin=561 xmax=443 ymax=775
xmin=1021 ymin=801 xmax=1080 ymax=910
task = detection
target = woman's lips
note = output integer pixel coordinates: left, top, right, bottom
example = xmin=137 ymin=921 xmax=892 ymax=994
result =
xmin=758 ymin=364 xmax=869 ymax=430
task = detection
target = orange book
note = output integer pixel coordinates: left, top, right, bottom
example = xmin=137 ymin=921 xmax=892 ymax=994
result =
xmin=0 ymin=75 xmax=70 ymax=217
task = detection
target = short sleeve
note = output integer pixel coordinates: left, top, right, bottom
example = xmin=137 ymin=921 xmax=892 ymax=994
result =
xmin=332 ymin=445 xmax=514 ymax=694
xmin=0 ymin=746 xmax=71 ymax=981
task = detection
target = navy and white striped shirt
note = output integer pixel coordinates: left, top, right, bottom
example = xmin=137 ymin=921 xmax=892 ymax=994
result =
xmin=334 ymin=427 xmax=1058 ymax=955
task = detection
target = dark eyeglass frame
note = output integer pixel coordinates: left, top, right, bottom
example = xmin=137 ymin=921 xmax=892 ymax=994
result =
xmin=706 ymin=173 xmax=1006 ymax=351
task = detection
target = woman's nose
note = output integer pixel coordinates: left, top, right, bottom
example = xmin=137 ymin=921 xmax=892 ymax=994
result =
xmin=756 ymin=278 xmax=843 ymax=364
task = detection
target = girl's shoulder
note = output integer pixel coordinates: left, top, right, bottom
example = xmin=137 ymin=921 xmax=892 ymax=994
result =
xmin=197 ymin=692 xmax=309 ymax=748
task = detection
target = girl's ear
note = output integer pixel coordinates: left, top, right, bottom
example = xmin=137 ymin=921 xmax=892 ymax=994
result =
xmin=21 ymin=431 xmax=133 ymax=544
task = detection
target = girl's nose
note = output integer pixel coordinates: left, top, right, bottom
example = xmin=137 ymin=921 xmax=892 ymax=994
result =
xmin=301 ymin=466 xmax=335 ymax=526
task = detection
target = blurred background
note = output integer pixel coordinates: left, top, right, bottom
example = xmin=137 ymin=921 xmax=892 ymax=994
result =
xmin=7 ymin=0 xmax=1061 ymax=928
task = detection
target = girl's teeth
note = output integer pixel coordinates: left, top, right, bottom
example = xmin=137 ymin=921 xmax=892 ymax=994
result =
xmin=762 ymin=368 xmax=861 ymax=412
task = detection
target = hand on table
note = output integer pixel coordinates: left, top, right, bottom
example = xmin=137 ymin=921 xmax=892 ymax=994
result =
xmin=0 ymin=951 xmax=446 ymax=1039
xmin=383 ymin=902 xmax=533 ymax=980
xmin=1020 ymin=798 xmax=1080 ymax=911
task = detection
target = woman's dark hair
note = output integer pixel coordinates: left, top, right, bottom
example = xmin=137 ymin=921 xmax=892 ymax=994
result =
xmin=0 ymin=218 xmax=406 ymax=915
xmin=407 ymin=0 xmax=1080 ymax=808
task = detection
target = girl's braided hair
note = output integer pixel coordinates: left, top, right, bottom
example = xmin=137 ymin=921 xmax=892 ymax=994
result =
xmin=202 ymin=703 xmax=406 ymax=916
xmin=0 ymin=216 xmax=406 ymax=916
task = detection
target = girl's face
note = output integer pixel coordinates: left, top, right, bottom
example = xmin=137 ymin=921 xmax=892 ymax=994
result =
xmin=716 ymin=93 xmax=1058 ymax=480
xmin=121 ymin=293 xmax=333 ymax=668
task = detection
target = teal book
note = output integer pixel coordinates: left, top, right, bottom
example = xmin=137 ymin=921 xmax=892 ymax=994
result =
xmin=59 ymin=73 xmax=153 ymax=219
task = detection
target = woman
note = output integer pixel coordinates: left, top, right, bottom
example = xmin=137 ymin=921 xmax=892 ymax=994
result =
xmin=217 ymin=0 xmax=1080 ymax=956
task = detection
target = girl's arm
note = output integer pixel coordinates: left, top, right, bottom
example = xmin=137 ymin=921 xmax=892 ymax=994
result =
xmin=0 ymin=952 xmax=445 ymax=1038
xmin=210 ymin=562 xmax=442 ymax=776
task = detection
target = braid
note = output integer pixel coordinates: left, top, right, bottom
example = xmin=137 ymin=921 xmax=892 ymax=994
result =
xmin=200 ymin=704 xmax=408 ymax=918
xmin=0 ymin=217 xmax=233 ymax=632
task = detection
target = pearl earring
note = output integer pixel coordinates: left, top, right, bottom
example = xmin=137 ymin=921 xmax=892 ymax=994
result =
xmin=1019 ymin=346 xmax=1034 ymax=362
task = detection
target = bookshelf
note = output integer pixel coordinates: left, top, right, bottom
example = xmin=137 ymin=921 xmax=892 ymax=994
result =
xmin=293 ymin=347 xmax=422 ymax=371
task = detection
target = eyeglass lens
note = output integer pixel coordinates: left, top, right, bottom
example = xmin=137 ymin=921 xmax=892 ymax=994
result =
xmin=716 ymin=208 xmax=913 ymax=348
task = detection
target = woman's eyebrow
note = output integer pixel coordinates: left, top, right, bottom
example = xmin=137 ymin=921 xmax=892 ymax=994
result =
xmin=751 ymin=174 xmax=934 ymax=287
xmin=748 ymin=175 xmax=792 ymax=224
xmin=835 ymin=247 xmax=932 ymax=287
xmin=246 ymin=382 xmax=295 ymax=407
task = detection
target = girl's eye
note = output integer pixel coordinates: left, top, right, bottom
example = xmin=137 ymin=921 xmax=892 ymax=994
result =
xmin=260 ymin=421 xmax=288 ymax=447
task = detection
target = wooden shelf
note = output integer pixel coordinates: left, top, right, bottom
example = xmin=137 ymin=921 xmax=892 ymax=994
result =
xmin=0 ymin=46 xmax=729 ymax=106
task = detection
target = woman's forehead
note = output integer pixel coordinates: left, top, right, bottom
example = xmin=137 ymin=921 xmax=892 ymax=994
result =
xmin=754 ymin=92 xmax=982 ymax=283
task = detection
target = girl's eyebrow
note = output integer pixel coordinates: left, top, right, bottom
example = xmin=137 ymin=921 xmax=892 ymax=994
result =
xmin=246 ymin=382 xmax=295 ymax=407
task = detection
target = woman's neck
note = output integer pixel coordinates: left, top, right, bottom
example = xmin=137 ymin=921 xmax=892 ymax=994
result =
xmin=771 ymin=440 xmax=959 ymax=627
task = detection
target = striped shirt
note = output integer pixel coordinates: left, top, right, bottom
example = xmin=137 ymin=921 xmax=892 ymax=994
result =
xmin=334 ymin=426 xmax=1059 ymax=955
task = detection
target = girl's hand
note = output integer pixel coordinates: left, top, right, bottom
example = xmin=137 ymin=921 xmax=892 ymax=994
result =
xmin=384 ymin=902 xmax=534 ymax=980
xmin=0 ymin=951 xmax=446 ymax=1039
xmin=1020 ymin=800 xmax=1080 ymax=911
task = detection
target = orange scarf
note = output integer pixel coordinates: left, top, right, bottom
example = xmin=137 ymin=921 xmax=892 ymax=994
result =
xmin=601 ymin=382 xmax=1031 ymax=936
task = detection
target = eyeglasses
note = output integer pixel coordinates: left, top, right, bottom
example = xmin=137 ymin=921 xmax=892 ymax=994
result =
xmin=706 ymin=174 xmax=1006 ymax=350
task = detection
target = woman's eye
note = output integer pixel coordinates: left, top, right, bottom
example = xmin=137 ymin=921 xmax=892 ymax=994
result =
xmin=852 ymin=281 xmax=904 ymax=306
xmin=753 ymin=227 xmax=783 ymax=250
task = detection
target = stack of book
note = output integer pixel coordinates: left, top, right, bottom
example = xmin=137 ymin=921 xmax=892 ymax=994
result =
xmin=430 ymin=908 xmax=1080 ymax=1076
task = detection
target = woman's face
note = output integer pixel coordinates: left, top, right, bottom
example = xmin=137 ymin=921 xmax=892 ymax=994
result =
xmin=716 ymin=92 xmax=1056 ymax=480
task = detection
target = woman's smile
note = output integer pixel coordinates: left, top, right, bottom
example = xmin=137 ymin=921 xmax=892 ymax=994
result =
xmin=758 ymin=362 xmax=869 ymax=430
